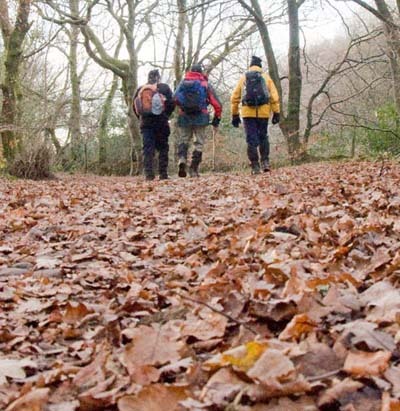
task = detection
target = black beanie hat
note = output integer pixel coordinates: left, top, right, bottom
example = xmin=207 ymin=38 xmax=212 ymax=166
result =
xmin=148 ymin=69 xmax=161 ymax=84
xmin=190 ymin=63 xmax=203 ymax=73
xmin=250 ymin=55 xmax=262 ymax=68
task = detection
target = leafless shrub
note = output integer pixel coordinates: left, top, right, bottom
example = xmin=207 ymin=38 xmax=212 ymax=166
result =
xmin=8 ymin=142 xmax=54 ymax=180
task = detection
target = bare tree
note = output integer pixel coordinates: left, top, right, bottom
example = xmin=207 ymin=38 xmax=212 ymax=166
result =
xmin=338 ymin=0 xmax=400 ymax=115
xmin=40 ymin=0 xmax=159 ymax=174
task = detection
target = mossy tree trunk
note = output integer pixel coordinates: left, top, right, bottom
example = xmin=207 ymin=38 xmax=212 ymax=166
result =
xmin=0 ymin=0 xmax=31 ymax=161
xmin=68 ymin=0 xmax=83 ymax=164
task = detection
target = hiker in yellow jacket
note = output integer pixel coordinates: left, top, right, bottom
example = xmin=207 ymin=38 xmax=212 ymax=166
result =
xmin=231 ymin=56 xmax=280 ymax=174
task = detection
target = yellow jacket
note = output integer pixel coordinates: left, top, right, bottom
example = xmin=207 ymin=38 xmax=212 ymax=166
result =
xmin=231 ymin=66 xmax=280 ymax=118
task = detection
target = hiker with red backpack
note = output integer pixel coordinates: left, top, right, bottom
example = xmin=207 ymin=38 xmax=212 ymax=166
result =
xmin=231 ymin=56 xmax=280 ymax=174
xmin=133 ymin=69 xmax=175 ymax=180
xmin=174 ymin=64 xmax=222 ymax=177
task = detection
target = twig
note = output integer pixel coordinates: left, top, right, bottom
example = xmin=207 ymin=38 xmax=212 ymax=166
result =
xmin=170 ymin=290 xmax=258 ymax=336
xmin=307 ymin=368 xmax=341 ymax=382
xmin=379 ymin=156 xmax=386 ymax=177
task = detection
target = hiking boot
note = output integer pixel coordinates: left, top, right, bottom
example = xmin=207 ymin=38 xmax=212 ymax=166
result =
xmin=189 ymin=166 xmax=200 ymax=178
xmin=251 ymin=162 xmax=261 ymax=175
xmin=189 ymin=150 xmax=202 ymax=178
xmin=145 ymin=174 xmax=155 ymax=181
xmin=159 ymin=173 xmax=169 ymax=180
xmin=178 ymin=163 xmax=187 ymax=178
xmin=261 ymin=160 xmax=270 ymax=172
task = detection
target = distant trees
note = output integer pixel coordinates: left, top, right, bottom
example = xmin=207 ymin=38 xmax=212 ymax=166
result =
xmin=1 ymin=0 xmax=399 ymax=175
xmin=340 ymin=0 xmax=400 ymax=115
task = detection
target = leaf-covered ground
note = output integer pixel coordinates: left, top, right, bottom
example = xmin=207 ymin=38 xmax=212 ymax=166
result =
xmin=1 ymin=161 xmax=400 ymax=411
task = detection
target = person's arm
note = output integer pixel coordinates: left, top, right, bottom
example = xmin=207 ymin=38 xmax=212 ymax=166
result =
xmin=133 ymin=86 xmax=141 ymax=117
xmin=173 ymin=82 xmax=182 ymax=108
xmin=266 ymin=75 xmax=280 ymax=114
xmin=230 ymin=76 xmax=244 ymax=116
xmin=207 ymin=84 xmax=222 ymax=119
xmin=160 ymin=84 xmax=175 ymax=117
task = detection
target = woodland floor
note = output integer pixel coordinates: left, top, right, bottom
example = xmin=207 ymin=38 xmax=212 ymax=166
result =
xmin=1 ymin=161 xmax=400 ymax=411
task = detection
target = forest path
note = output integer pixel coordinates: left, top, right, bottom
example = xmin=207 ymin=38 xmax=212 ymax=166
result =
xmin=1 ymin=161 xmax=400 ymax=410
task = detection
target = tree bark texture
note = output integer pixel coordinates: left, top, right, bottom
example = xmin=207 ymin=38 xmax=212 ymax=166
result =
xmin=0 ymin=0 xmax=31 ymax=161
xmin=174 ymin=0 xmax=186 ymax=86
xmin=285 ymin=0 xmax=302 ymax=160
xmin=68 ymin=0 xmax=83 ymax=164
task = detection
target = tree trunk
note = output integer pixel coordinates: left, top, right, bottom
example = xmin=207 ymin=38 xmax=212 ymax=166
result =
xmin=285 ymin=0 xmax=302 ymax=160
xmin=0 ymin=0 xmax=31 ymax=161
xmin=122 ymin=75 xmax=142 ymax=176
xmin=69 ymin=0 xmax=83 ymax=164
xmin=174 ymin=0 xmax=186 ymax=86
xmin=374 ymin=0 xmax=400 ymax=115
xmin=98 ymin=75 xmax=119 ymax=167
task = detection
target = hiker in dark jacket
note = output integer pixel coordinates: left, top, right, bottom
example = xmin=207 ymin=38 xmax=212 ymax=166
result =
xmin=231 ymin=56 xmax=280 ymax=174
xmin=133 ymin=69 xmax=175 ymax=180
xmin=174 ymin=64 xmax=222 ymax=177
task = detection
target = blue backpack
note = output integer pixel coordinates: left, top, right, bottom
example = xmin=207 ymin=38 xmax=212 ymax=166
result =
xmin=175 ymin=79 xmax=208 ymax=114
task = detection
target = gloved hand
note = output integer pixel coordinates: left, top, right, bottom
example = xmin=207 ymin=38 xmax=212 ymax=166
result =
xmin=231 ymin=115 xmax=241 ymax=128
xmin=211 ymin=116 xmax=221 ymax=128
xmin=272 ymin=112 xmax=280 ymax=124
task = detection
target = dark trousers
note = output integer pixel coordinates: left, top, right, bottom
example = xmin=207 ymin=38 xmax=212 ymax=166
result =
xmin=142 ymin=126 xmax=170 ymax=177
xmin=243 ymin=117 xmax=269 ymax=163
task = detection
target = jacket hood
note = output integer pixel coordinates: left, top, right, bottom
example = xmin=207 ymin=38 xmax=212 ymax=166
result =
xmin=185 ymin=71 xmax=207 ymax=81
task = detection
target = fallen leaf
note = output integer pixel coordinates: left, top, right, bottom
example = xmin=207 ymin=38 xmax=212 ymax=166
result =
xmin=118 ymin=384 xmax=188 ymax=411
xmin=279 ymin=314 xmax=317 ymax=341
xmin=0 ymin=358 xmax=37 ymax=384
xmin=122 ymin=325 xmax=184 ymax=382
xmin=5 ymin=388 xmax=49 ymax=411
xmin=344 ymin=350 xmax=391 ymax=377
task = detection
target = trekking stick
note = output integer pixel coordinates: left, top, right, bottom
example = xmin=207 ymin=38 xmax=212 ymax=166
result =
xmin=212 ymin=127 xmax=216 ymax=171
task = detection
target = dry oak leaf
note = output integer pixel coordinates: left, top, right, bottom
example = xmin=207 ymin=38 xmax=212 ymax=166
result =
xmin=200 ymin=367 xmax=248 ymax=405
xmin=247 ymin=349 xmax=295 ymax=385
xmin=361 ymin=281 xmax=400 ymax=323
xmin=293 ymin=342 xmax=342 ymax=378
xmin=181 ymin=309 xmax=227 ymax=341
xmin=203 ymin=341 xmax=268 ymax=372
xmin=118 ymin=384 xmax=188 ymax=411
xmin=317 ymin=378 xmax=363 ymax=407
xmin=73 ymin=347 xmax=109 ymax=390
xmin=279 ymin=314 xmax=317 ymax=341
xmin=384 ymin=365 xmax=400 ymax=397
xmin=63 ymin=301 xmax=94 ymax=324
xmin=122 ymin=325 xmax=184 ymax=382
xmin=244 ymin=349 xmax=311 ymax=399
xmin=0 ymin=358 xmax=37 ymax=384
xmin=78 ymin=375 xmax=125 ymax=411
xmin=5 ymin=388 xmax=49 ymax=411
xmin=245 ymin=374 xmax=311 ymax=400
xmin=343 ymin=350 xmax=391 ymax=377
xmin=336 ymin=320 xmax=396 ymax=352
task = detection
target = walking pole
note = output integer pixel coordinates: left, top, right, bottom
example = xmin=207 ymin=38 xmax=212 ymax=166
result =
xmin=212 ymin=126 xmax=216 ymax=171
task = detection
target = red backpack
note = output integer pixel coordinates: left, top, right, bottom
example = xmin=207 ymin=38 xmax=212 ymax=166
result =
xmin=134 ymin=84 xmax=166 ymax=116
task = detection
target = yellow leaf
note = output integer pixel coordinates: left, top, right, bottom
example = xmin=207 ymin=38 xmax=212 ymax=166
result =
xmin=222 ymin=341 xmax=267 ymax=371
